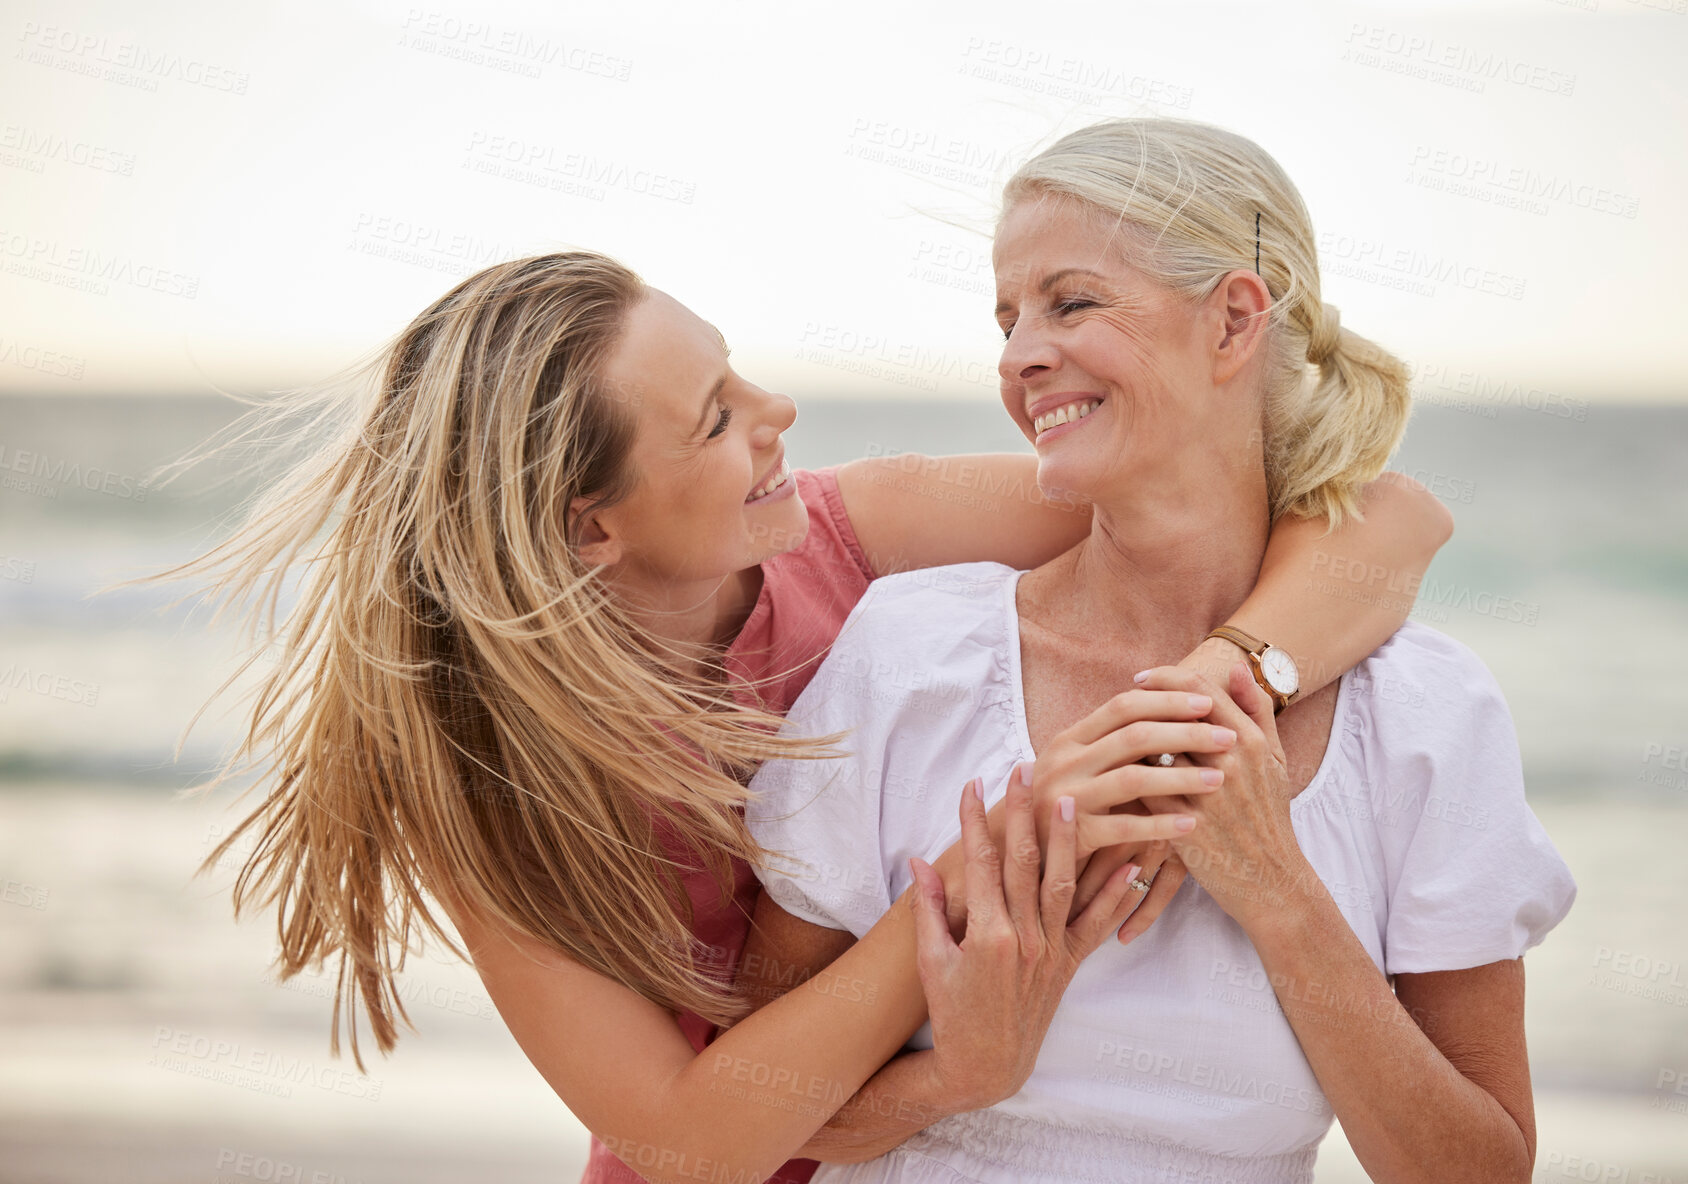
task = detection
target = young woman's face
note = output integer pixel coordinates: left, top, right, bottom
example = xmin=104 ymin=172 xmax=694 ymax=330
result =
xmin=588 ymin=289 xmax=806 ymax=590
xmin=992 ymin=198 xmax=1226 ymax=506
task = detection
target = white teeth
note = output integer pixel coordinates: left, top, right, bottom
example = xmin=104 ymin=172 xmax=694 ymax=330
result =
xmin=747 ymin=460 xmax=790 ymax=503
xmin=1032 ymin=400 xmax=1101 ymax=435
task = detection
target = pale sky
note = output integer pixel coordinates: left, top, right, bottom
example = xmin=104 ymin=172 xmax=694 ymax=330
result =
xmin=2 ymin=0 xmax=1683 ymax=401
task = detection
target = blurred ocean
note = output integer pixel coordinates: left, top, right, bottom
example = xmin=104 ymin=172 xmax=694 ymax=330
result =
xmin=3 ymin=394 xmax=1687 ymax=1181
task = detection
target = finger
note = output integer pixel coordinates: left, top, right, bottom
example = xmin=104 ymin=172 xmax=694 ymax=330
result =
xmin=1080 ymin=761 xmax=1223 ymax=810
xmin=1113 ymin=837 xmax=1168 ymax=912
xmin=1117 ymin=856 xmax=1188 ymax=945
xmin=1089 ymin=720 xmax=1238 ymax=772
xmin=1067 ymin=862 xmax=1141 ymax=955
xmin=1072 ymin=834 xmax=1163 ymax=916
xmin=1079 ymin=810 xmax=1197 ymax=851
xmin=958 ymin=777 xmax=1004 ymax=935
xmin=907 ymin=857 xmax=959 ymax=972
xmin=1070 ymin=842 xmax=1124 ymax=920
xmin=1039 ymin=793 xmax=1079 ymax=938
xmin=1067 ymin=688 xmax=1217 ymax=746
xmin=1229 ymin=662 xmax=1286 ymax=766
xmin=1001 ymin=768 xmax=1042 ymax=947
xmin=1136 ymin=666 xmax=1256 ymax=737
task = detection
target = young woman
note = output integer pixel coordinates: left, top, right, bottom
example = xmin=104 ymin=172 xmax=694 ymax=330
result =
xmin=183 ymin=245 xmax=1451 ymax=1184
xmin=745 ymin=118 xmax=1575 ymax=1182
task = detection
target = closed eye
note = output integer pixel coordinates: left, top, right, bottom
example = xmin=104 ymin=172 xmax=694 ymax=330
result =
xmin=706 ymin=404 xmax=733 ymax=439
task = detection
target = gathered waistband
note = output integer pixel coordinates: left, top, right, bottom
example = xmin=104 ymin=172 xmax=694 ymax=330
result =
xmin=814 ymin=1108 xmax=1317 ymax=1184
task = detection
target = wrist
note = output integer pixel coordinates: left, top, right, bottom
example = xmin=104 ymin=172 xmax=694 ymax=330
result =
xmin=1234 ymin=855 xmax=1331 ymax=948
xmin=913 ymin=1050 xmax=982 ymax=1120
xmin=1180 ymin=635 xmax=1248 ymax=686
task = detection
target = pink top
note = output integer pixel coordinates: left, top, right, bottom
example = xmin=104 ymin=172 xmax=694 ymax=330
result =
xmin=583 ymin=467 xmax=876 ymax=1184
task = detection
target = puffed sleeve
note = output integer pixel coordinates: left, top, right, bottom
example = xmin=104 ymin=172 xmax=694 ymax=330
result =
xmin=1356 ymin=624 xmax=1577 ymax=975
xmin=745 ymin=587 xmax=895 ymax=939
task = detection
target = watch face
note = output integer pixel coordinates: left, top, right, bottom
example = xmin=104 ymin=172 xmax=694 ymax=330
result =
xmin=1261 ymin=646 xmax=1300 ymax=697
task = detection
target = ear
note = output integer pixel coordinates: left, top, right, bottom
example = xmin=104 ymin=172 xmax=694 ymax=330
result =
xmin=568 ymin=496 xmax=624 ymax=568
xmin=1209 ymin=269 xmax=1273 ymax=387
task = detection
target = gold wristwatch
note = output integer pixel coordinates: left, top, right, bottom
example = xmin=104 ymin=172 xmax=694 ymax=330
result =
xmin=1205 ymin=626 xmax=1301 ymax=714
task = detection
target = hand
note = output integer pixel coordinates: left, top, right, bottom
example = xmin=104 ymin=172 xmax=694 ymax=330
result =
xmin=1131 ymin=663 xmax=1312 ymax=934
xmin=906 ymin=773 xmax=1143 ymax=1111
xmin=1025 ymin=689 xmax=1235 ymax=857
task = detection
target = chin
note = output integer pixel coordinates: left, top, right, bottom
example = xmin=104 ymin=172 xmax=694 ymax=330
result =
xmin=1034 ymin=452 xmax=1112 ymax=507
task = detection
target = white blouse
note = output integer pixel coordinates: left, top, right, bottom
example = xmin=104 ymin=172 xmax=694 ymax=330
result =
xmin=747 ymin=562 xmax=1576 ymax=1184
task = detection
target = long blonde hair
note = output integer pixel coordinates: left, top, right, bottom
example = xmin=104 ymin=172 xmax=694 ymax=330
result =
xmin=179 ymin=252 xmax=826 ymax=1067
xmin=1002 ymin=118 xmax=1411 ymax=525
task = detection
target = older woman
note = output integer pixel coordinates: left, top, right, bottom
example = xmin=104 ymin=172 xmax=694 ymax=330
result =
xmin=745 ymin=119 xmax=1575 ymax=1183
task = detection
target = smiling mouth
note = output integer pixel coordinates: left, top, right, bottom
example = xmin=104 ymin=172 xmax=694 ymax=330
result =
xmin=1032 ymin=398 xmax=1102 ymax=437
xmin=745 ymin=458 xmax=792 ymax=503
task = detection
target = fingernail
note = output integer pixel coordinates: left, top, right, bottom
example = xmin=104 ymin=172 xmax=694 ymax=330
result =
xmin=972 ymin=777 xmax=984 ymax=801
xmin=1018 ymin=762 xmax=1034 ymax=788
xmin=1132 ymin=670 xmax=1150 ymax=683
xmin=1187 ymin=694 xmax=1211 ymax=711
xmin=1175 ymin=815 xmax=1197 ymax=832
xmin=1200 ymin=768 xmax=1223 ymax=786
xmin=1123 ymin=864 xmax=1141 ymax=882
xmin=1059 ymin=795 xmax=1075 ymax=822
xmin=1212 ymin=726 xmax=1237 ymax=745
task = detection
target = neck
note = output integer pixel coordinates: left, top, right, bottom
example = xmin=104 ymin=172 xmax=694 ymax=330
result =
xmin=602 ymin=563 xmax=763 ymax=679
xmin=1042 ymin=460 xmax=1272 ymax=665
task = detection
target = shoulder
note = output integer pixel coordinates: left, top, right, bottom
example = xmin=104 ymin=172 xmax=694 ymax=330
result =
xmin=1346 ymin=621 xmax=1511 ymax=732
xmin=787 ymin=467 xmax=874 ymax=583
xmin=785 ymin=561 xmax=1019 ymax=730
xmin=1333 ymin=622 xmax=1522 ymax=828
xmin=827 ymin=561 xmax=1019 ymax=669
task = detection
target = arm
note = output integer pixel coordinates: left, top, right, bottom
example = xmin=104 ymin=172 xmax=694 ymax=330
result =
xmin=739 ymin=896 xmax=955 ymax=1163
xmin=450 ymin=891 xmax=929 ymax=1184
xmin=1250 ymin=916 xmax=1534 ymax=1181
xmin=1142 ymin=664 xmax=1535 ymax=1183
xmin=1192 ymin=471 xmax=1454 ymax=696
xmin=837 ymin=456 xmax=1453 ymax=698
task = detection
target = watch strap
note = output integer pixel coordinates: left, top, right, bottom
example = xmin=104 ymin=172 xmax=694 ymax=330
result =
xmin=1206 ymin=624 xmax=1266 ymax=657
xmin=1204 ymin=625 xmax=1294 ymax=714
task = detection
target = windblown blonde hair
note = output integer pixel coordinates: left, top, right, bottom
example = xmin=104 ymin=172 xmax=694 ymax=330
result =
xmin=1002 ymin=118 xmax=1411 ymax=525
xmin=177 ymin=252 xmax=827 ymax=1067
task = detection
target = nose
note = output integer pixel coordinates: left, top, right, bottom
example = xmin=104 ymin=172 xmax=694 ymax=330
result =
xmin=998 ymin=317 xmax=1060 ymax=387
xmin=750 ymin=387 xmax=797 ymax=449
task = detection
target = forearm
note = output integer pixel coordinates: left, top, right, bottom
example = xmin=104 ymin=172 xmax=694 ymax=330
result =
xmin=799 ymin=1050 xmax=957 ymax=1163
xmin=1245 ymin=887 xmax=1531 ymax=1183
xmin=632 ymin=901 xmax=930 ymax=1184
xmin=1217 ymin=474 xmax=1453 ymax=694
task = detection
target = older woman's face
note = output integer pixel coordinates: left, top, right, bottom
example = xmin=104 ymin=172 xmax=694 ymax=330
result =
xmin=993 ymin=198 xmax=1235 ymax=505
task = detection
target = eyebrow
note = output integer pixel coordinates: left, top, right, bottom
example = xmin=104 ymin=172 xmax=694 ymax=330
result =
xmin=994 ymin=267 xmax=1108 ymax=316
